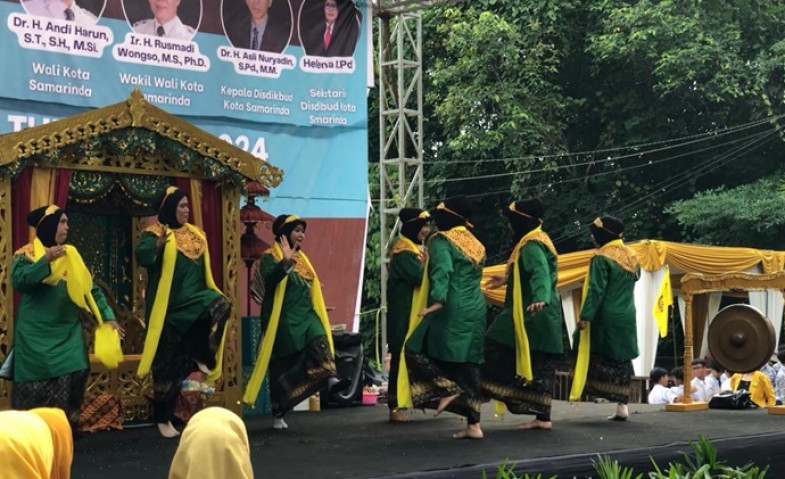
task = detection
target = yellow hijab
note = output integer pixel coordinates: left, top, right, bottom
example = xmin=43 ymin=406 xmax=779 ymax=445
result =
xmin=29 ymin=408 xmax=73 ymax=479
xmin=0 ymin=410 xmax=54 ymax=479
xmin=169 ymin=407 xmax=253 ymax=479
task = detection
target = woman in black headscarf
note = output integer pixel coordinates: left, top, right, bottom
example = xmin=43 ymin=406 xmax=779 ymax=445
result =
xmin=9 ymin=204 xmax=120 ymax=428
xmin=572 ymin=215 xmax=640 ymax=421
xmin=482 ymin=198 xmax=563 ymax=430
xmin=243 ymin=214 xmax=348 ymax=430
xmin=136 ymin=186 xmax=231 ymax=438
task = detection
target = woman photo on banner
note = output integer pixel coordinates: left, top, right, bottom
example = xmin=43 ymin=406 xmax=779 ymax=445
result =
xmin=136 ymin=186 xmax=231 ymax=438
xmin=9 ymin=204 xmax=123 ymax=429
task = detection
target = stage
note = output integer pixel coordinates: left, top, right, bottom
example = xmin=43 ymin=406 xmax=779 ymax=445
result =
xmin=71 ymin=400 xmax=785 ymax=478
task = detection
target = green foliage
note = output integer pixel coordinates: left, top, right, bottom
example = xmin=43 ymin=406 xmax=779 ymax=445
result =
xmin=484 ymin=460 xmax=555 ymax=479
xmin=593 ymin=455 xmax=643 ymax=479
xmin=648 ymin=436 xmax=769 ymax=479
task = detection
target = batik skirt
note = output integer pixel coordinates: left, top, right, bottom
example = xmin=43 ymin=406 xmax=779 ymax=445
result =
xmin=151 ymin=296 xmax=231 ymax=423
xmin=404 ymin=350 xmax=482 ymax=424
xmin=583 ymin=353 xmax=633 ymax=404
xmin=480 ymin=339 xmax=559 ymax=421
xmin=269 ymin=335 xmax=337 ymax=417
xmin=11 ymin=369 xmax=90 ymax=427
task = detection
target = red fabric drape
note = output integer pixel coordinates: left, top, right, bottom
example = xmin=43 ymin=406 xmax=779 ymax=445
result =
xmin=11 ymin=168 xmax=33 ymax=253
xmin=56 ymin=169 xmax=71 ymax=208
xmin=200 ymin=181 xmax=223 ymax=290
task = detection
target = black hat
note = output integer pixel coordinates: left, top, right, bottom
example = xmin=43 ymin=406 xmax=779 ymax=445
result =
xmin=156 ymin=186 xmax=187 ymax=228
xmin=272 ymin=214 xmax=307 ymax=241
xmin=432 ymin=196 xmax=473 ymax=231
xmin=399 ymin=208 xmax=430 ymax=243
xmin=589 ymin=215 xmax=624 ymax=246
xmin=27 ymin=204 xmax=65 ymax=247
xmin=505 ymin=198 xmax=544 ymax=241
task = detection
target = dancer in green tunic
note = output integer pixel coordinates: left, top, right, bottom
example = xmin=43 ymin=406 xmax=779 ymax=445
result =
xmin=483 ymin=198 xmax=563 ymax=430
xmin=10 ymin=204 xmax=121 ymax=428
xmin=246 ymin=214 xmax=348 ymax=430
xmin=386 ymin=207 xmax=429 ymax=422
xmin=404 ymin=196 xmax=487 ymax=439
xmin=575 ymin=215 xmax=640 ymax=421
xmin=136 ymin=187 xmax=231 ymax=438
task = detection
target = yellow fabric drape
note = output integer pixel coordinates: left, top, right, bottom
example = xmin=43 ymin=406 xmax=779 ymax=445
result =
xmin=0 ymin=410 xmax=54 ymax=479
xmin=242 ymin=244 xmax=334 ymax=405
xmin=33 ymin=239 xmax=122 ymax=370
xmin=189 ymin=179 xmax=203 ymax=230
xmin=395 ymin=257 xmax=430 ymax=410
xmin=29 ymin=408 xmax=72 ymax=479
xmin=483 ymin=239 xmax=785 ymax=307
xmin=137 ymin=223 xmax=223 ymax=378
xmin=169 ymin=407 xmax=253 ymax=479
xmin=509 ymin=228 xmax=541 ymax=381
xmin=568 ymin=266 xmax=592 ymax=402
xmin=28 ymin=168 xmax=57 ymax=243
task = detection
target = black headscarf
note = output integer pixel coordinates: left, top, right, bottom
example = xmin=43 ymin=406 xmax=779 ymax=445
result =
xmin=27 ymin=205 xmax=65 ymax=247
xmin=589 ymin=215 xmax=625 ymax=247
xmin=156 ymin=186 xmax=187 ymax=228
xmin=272 ymin=214 xmax=307 ymax=242
xmin=398 ymin=208 xmax=430 ymax=243
xmin=505 ymin=198 xmax=544 ymax=243
xmin=431 ymin=196 xmax=473 ymax=231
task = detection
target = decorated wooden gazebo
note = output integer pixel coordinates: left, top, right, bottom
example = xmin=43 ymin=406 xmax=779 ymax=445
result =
xmin=0 ymin=90 xmax=283 ymax=419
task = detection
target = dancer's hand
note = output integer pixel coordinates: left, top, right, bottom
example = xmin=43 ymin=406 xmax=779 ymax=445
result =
xmin=44 ymin=245 xmax=66 ymax=262
xmin=577 ymin=319 xmax=588 ymax=330
xmin=418 ymin=302 xmax=443 ymax=318
xmin=484 ymin=275 xmax=506 ymax=289
xmin=108 ymin=321 xmax=125 ymax=339
xmin=526 ymin=302 xmax=545 ymax=315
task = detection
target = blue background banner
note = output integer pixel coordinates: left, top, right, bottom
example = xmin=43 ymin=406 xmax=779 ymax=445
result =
xmin=0 ymin=0 xmax=369 ymax=128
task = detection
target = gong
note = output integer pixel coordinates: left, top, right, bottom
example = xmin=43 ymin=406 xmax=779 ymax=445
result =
xmin=708 ymin=304 xmax=775 ymax=373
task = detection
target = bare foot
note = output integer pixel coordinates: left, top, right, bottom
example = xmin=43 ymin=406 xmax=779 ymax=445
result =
xmin=157 ymin=422 xmax=180 ymax=438
xmin=435 ymin=394 xmax=459 ymax=417
xmin=195 ymin=361 xmax=213 ymax=375
xmin=452 ymin=424 xmax=483 ymax=439
xmin=519 ymin=419 xmax=552 ymax=430
xmin=273 ymin=417 xmax=289 ymax=430
xmin=389 ymin=410 xmax=413 ymax=422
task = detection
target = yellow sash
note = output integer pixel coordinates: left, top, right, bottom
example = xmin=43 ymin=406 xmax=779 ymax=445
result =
xmin=394 ymin=256 xmax=429 ymax=409
xmin=33 ymin=239 xmax=123 ymax=369
xmin=568 ymin=239 xmax=624 ymax=401
xmin=137 ymin=223 xmax=224 ymax=378
xmin=242 ymin=243 xmax=334 ymax=405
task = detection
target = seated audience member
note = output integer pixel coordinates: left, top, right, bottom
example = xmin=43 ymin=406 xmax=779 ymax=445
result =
xmin=0 ymin=410 xmax=56 ymax=478
xmin=690 ymin=359 xmax=712 ymax=402
xmin=647 ymin=367 xmax=682 ymax=405
xmin=169 ymin=407 xmax=253 ymax=479
xmin=761 ymin=354 xmax=782 ymax=387
xmin=730 ymin=369 xmax=776 ymax=407
xmin=669 ymin=366 xmax=684 ymax=397
xmin=775 ymin=352 xmax=785 ymax=406
xmin=706 ymin=360 xmax=730 ymax=395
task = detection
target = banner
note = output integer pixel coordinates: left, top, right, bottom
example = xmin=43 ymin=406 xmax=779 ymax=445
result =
xmin=0 ymin=0 xmax=369 ymax=128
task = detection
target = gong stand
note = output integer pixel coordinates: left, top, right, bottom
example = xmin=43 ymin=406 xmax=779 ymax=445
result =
xmin=667 ymin=271 xmax=785 ymax=412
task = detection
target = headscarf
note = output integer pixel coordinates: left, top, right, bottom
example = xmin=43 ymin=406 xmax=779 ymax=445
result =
xmin=589 ymin=215 xmax=625 ymax=247
xmin=272 ymin=214 xmax=307 ymax=242
xmin=169 ymin=407 xmax=253 ymax=479
xmin=398 ymin=208 xmax=430 ymax=244
xmin=0 ymin=410 xmax=54 ymax=479
xmin=156 ymin=186 xmax=187 ymax=228
xmin=505 ymin=198 xmax=544 ymax=243
xmin=431 ymin=196 xmax=473 ymax=231
xmin=27 ymin=205 xmax=65 ymax=247
xmin=29 ymin=408 xmax=72 ymax=479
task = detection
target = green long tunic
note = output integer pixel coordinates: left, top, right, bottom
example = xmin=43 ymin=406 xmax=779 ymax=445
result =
xmin=386 ymin=241 xmax=424 ymax=353
xmin=486 ymin=239 xmax=563 ymax=354
xmin=136 ymin=232 xmax=221 ymax=333
xmin=579 ymin=254 xmax=640 ymax=361
xmin=259 ymin=252 xmax=326 ymax=359
xmin=408 ymin=232 xmax=486 ymax=364
xmin=12 ymin=250 xmax=115 ymax=382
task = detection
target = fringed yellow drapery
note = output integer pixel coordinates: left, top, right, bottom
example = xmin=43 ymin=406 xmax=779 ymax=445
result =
xmin=484 ymin=240 xmax=785 ymax=306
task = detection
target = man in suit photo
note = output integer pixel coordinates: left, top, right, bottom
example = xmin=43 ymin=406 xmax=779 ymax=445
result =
xmin=225 ymin=0 xmax=290 ymax=53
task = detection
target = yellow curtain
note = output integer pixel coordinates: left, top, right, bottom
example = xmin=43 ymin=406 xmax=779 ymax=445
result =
xmin=190 ymin=179 xmax=204 ymax=230
xmin=484 ymin=240 xmax=785 ymax=306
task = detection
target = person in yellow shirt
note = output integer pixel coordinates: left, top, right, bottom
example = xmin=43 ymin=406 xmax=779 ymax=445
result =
xmin=729 ymin=370 xmax=776 ymax=407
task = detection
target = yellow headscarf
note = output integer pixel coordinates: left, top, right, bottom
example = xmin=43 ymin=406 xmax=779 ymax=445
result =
xmin=0 ymin=410 xmax=54 ymax=479
xmin=29 ymin=409 xmax=72 ymax=479
xmin=169 ymin=407 xmax=253 ymax=479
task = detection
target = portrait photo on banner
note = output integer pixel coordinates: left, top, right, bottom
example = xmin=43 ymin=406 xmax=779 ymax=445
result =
xmin=123 ymin=0 xmax=202 ymax=41
xmin=221 ymin=0 xmax=293 ymax=53
xmin=298 ymin=0 xmax=360 ymax=58
xmin=19 ymin=0 xmax=106 ymax=25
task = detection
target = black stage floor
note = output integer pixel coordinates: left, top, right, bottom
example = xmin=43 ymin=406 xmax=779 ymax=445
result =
xmin=73 ymin=401 xmax=785 ymax=478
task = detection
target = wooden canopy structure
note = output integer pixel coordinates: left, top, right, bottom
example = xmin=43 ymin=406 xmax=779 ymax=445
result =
xmin=0 ymin=89 xmax=283 ymax=419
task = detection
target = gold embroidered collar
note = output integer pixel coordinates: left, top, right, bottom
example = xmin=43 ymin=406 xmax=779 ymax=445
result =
xmin=391 ymin=237 xmax=422 ymax=256
xmin=145 ymin=223 xmax=206 ymax=260
xmin=505 ymin=228 xmax=557 ymax=275
xmin=596 ymin=240 xmax=638 ymax=273
xmin=15 ymin=243 xmax=35 ymax=261
xmin=439 ymin=227 xmax=485 ymax=265
xmin=268 ymin=245 xmax=314 ymax=281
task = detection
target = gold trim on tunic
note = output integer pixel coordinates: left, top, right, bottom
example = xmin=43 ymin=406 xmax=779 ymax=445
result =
xmin=439 ymin=229 xmax=486 ymax=266
xmin=505 ymin=231 xmax=557 ymax=275
xmin=596 ymin=244 xmax=639 ymax=273
xmin=144 ymin=223 xmax=207 ymax=259
xmin=267 ymin=246 xmax=315 ymax=281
